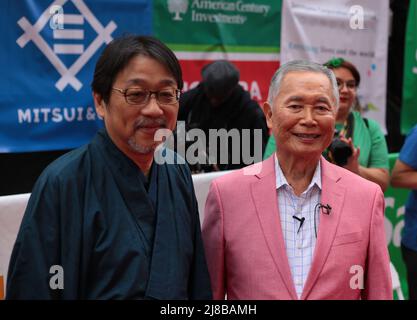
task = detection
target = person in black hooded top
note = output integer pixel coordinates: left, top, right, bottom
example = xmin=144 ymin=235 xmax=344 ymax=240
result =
xmin=178 ymin=60 xmax=269 ymax=172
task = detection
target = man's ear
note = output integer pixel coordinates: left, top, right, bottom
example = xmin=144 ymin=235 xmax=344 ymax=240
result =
xmin=93 ymin=92 xmax=106 ymax=118
xmin=262 ymin=101 xmax=273 ymax=130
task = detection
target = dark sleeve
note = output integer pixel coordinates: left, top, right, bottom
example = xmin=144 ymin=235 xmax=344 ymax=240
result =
xmin=6 ymin=173 xmax=62 ymax=299
xmin=6 ymin=171 xmax=81 ymax=299
xmin=182 ymin=165 xmax=213 ymax=300
xmin=188 ymin=206 xmax=213 ymax=300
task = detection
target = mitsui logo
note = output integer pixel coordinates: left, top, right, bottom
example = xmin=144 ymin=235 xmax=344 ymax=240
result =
xmin=168 ymin=0 xmax=189 ymax=21
xmin=16 ymin=0 xmax=117 ymax=92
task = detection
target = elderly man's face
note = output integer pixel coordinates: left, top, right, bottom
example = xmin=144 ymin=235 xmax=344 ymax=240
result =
xmin=264 ymin=71 xmax=336 ymax=158
xmin=94 ymin=55 xmax=179 ymax=156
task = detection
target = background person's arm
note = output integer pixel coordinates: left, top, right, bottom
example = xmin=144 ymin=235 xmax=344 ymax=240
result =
xmin=390 ymin=159 xmax=417 ymax=189
xmin=358 ymin=166 xmax=390 ymax=192
xmin=341 ymin=137 xmax=390 ymax=191
xmin=361 ymin=119 xmax=390 ymax=192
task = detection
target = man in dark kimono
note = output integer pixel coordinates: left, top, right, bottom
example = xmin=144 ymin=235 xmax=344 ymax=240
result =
xmin=6 ymin=35 xmax=212 ymax=300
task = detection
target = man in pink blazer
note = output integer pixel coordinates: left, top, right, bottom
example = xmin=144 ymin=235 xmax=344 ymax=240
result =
xmin=202 ymin=60 xmax=392 ymax=300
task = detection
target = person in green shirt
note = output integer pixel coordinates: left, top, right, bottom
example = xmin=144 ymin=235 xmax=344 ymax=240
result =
xmin=264 ymin=58 xmax=389 ymax=191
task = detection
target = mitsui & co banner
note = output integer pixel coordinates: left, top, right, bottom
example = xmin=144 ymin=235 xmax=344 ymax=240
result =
xmin=281 ymin=0 xmax=389 ymax=133
xmin=401 ymin=0 xmax=417 ymax=135
xmin=0 ymin=0 xmax=280 ymax=153
xmin=0 ymin=0 xmax=152 ymax=152
xmin=154 ymin=0 xmax=281 ymax=104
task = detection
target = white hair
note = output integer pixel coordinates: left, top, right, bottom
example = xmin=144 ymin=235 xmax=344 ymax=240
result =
xmin=267 ymin=60 xmax=339 ymax=111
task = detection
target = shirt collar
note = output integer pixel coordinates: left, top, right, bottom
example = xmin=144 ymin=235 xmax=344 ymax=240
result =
xmin=274 ymin=153 xmax=322 ymax=192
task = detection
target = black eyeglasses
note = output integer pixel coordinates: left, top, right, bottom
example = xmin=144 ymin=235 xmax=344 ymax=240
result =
xmin=112 ymin=87 xmax=180 ymax=106
xmin=336 ymin=79 xmax=356 ymax=91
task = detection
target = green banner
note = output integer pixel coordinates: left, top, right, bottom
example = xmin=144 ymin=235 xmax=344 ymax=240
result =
xmin=153 ymin=0 xmax=281 ymax=53
xmin=385 ymin=153 xmax=410 ymax=299
xmin=401 ymin=0 xmax=417 ymax=135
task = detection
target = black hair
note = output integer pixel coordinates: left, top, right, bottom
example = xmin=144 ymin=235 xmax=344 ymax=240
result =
xmin=91 ymin=35 xmax=183 ymax=103
xmin=201 ymin=60 xmax=240 ymax=99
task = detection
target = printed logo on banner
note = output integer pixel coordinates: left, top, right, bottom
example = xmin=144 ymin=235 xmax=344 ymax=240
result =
xmin=168 ymin=0 xmax=189 ymax=21
xmin=1 ymin=0 xmax=152 ymax=152
xmin=154 ymin=0 xmax=280 ymax=51
xmin=16 ymin=0 xmax=117 ymax=92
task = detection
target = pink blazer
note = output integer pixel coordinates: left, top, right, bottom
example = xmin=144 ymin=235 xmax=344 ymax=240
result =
xmin=202 ymin=156 xmax=392 ymax=300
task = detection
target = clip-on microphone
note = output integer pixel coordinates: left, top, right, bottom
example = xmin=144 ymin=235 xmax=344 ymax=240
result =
xmin=292 ymin=215 xmax=305 ymax=233
xmin=319 ymin=204 xmax=332 ymax=215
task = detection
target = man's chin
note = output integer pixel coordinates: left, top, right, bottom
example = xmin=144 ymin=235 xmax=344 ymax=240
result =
xmin=128 ymin=138 xmax=160 ymax=155
xmin=290 ymin=146 xmax=323 ymax=158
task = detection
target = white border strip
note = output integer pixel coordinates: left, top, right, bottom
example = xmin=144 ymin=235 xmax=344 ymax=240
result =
xmin=175 ymin=51 xmax=280 ymax=61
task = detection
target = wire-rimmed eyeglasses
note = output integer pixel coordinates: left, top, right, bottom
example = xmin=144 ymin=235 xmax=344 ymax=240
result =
xmin=112 ymin=87 xmax=180 ymax=106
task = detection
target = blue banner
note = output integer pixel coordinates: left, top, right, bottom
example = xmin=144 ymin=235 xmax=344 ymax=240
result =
xmin=0 ymin=0 xmax=152 ymax=152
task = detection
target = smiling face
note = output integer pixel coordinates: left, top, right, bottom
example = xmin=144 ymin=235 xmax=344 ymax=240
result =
xmin=94 ymin=54 xmax=179 ymax=157
xmin=264 ymin=71 xmax=337 ymax=159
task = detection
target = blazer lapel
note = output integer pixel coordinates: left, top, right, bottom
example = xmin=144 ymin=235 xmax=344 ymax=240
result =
xmin=250 ymin=156 xmax=298 ymax=300
xmin=301 ymin=158 xmax=346 ymax=299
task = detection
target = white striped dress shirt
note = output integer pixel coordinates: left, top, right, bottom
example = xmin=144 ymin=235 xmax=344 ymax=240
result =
xmin=274 ymin=156 xmax=322 ymax=298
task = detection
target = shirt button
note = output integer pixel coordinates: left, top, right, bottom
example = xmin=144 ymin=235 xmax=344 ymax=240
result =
xmin=295 ymin=278 xmax=303 ymax=285
xmin=297 ymin=242 xmax=303 ymax=249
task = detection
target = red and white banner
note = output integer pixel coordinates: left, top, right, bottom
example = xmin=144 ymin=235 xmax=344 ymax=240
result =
xmin=179 ymin=58 xmax=280 ymax=104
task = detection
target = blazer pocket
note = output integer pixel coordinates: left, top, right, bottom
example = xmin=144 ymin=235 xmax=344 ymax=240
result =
xmin=332 ymin=231 xmax=363 ymax=247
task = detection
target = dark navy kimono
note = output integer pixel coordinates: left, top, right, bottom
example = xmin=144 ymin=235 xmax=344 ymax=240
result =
xmin=6 ymin=130 xmax=212 ymax=300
